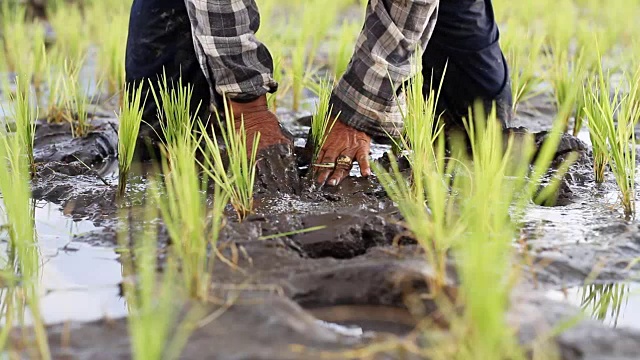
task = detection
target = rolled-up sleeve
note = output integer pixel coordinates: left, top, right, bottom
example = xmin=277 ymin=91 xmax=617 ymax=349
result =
xmin=330 ymin=0 xmax=439 ymax=141
xmin=183 ymin=0 xmax=277 ymax=101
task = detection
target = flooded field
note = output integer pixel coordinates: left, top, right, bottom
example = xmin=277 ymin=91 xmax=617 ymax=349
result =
xmin=1 ymin=0 xmax=640 ymax=359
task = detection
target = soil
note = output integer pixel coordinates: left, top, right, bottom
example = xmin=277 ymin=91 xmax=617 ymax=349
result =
xmin=13 ymin=94 xmax=640 ymax=359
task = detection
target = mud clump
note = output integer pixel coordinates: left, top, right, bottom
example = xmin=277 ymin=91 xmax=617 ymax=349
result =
xmin=34 ymin=117 xmax=118 ymax=165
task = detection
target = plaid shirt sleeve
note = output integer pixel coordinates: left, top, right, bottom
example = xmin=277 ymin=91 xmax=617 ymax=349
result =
xmin=183 ymin=0 xmax=277 ymax=102
xmin=184 ymin=0 xmax=438 ymax=140
xmin=330 ymin=0 xmax=439 ymax=141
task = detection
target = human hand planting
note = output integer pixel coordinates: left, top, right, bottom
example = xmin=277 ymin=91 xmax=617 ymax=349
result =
xmin=315 ymin=120 xmax=371 ymax=186
xmin=230 ymin=96 xmax=292 ymax=155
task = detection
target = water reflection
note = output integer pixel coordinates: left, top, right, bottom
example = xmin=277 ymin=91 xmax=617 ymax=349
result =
xmin=550 ymin=283 xmax=640 ymax=330
xmin=578 ymin=283 xmax=629 ymax=327
xmin=1 ymin=200 xmax=126 ymax=325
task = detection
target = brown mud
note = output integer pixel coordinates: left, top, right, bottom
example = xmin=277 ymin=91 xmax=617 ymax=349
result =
xmin=13 ymin=95 xmax=640 ymax=359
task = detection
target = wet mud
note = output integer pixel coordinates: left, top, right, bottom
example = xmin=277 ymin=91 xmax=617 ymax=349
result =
xmin=17 ymin=94 xmax=640 ymax=359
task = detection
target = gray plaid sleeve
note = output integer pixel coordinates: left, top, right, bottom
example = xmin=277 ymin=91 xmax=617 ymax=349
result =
xmin=330 ymin=0 xmax=439 ymax=141
xmin=183 ymin=0 xmax=277 ymax=102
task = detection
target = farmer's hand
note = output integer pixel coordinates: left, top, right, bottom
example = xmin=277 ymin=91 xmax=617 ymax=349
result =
xmin=230 ymin=96 xmax=292 ymax=154
xmin=315 ymin=120 xmax=371 ymax=186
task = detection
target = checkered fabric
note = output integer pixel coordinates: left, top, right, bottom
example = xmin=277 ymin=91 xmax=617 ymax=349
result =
xmin=184 ymin=0 xmax=439 ymax=138
xmin=184 ymin=0 xmax=278 ymax=102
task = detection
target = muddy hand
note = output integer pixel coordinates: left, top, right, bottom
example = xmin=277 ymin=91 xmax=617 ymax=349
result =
xmin=230 ymin=96 xmax=292 ymax=155
xmin=315 ymin=120 xmax=371 ymax=186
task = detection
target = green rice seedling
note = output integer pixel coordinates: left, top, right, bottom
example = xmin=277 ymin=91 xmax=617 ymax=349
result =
xmin=9 ymin=77 xmax=38 ymax=173
xmin=97 ymin=11 xmax=128 ymax=99
xmin=60 ymin=59 xmax=92 ymax=137
xmin=500 ymin=21 xmax=544 ymax=111
xmin=331 ymin=20 xmax=359 ymax=78
xmin=583 ymin=50 xmax=640 ymax=216
xmin=268 ymin=55 xmax=283 ymax=111
xmin=543 ymin=0 xmax=577 ymax=55
xmin=309 ymin=78 xmax=337 ymax=163
xmin=118 ymin=82 xmax=146 ymax=197
xmin=118 ymin=204 xmax=196 ymax=360
xmin=150 ymin=73 xmax=200 ymax=151
xmin=374 ymin=60 xmax=459 ymax=294
xmin=0 ymin=2 xmax=29 ymax=76
xmin=198 ymin=98 xmax=259 ymax=221
xmin=583 ymin=78 xmax=610 ymax=185
xmin=444 ymin=104 xmax=533 ymax=360
xmin=153 ymin=130 xmax=230 ymax=299
xmin=547 ymin=46 xmax=589 ymax=134
xmin=0 ymin=132 xmax=50 ymax=359
xmin=607 ymin=79 xmax=639 ymax=218
xmin=288 ymin=43 xmax=309 ymax=112
xmin=49 ymin=3 xmax=89 ymax=63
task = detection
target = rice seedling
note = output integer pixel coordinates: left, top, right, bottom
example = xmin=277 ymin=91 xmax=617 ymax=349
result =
xmin=547 ymin=46 xmax=589 ymax=134
xmin=374 ymin=60 xmax=457 ymax=294
xmin=500 ymin=21 xmax=544 ymax=111
xmin=0 ymin=2 xmax=30 ymax=77
xmin=49 ymin=3 xmax=89 ymax=64
xmin=444 ymin=104 xmax=533 ymax=360
xmin=585 ymin=63 xmax=640 ymax=217
xmin=607 ymin=75 xmax=639 ymax=218
xmin=198 ymin=98 xmax=259 ymax=222
xmin=583 ymin=78 xmax=610 ymax=185
xmin=118 ymin=204 xmax=196 ymax=360
xmin=0 ymin=132 xmax=50 ymax=358
xmin=331 ymin=20 xmax=359 ymax=79
xmin=150 ymin=73 xmax=200 ymax=150
xmin=309 ymin=78 xmax=337 ymax=163
xmin=60 ymin=58 xmax=92 ymax=137
xmin=153 ymin=129 xmax=230 ymax=300
xmin=118 ymin=82 xmax=146 ymax=197
xmin=288 ymin=44 xmax=310 ymax=112
xmin=543 ymin=0 xmax=577 ymax=55
xmin=8 ymin=77 xmax=38 ymax=173
xmin=96 ymin=11 xmax=128 ymax=99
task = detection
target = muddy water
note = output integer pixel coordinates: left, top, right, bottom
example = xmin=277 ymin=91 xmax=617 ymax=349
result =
xmin=1 ymin=200 xmax=126 ymax=325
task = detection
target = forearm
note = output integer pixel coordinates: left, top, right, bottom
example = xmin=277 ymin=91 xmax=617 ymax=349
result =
xmin=330 ymin=0 xmax=439 ymax=141
xmin=183 ymin=0 xmax=277 ymax=101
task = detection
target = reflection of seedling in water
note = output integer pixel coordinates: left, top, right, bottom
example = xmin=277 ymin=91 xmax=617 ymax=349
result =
xmin=579 ymin=283 xmax=629 ymax=327
xmin=0 ymin=133 xmax=50 ymax=358
xmin=309 ymin=78 xmax=337 ymax=164
xmin=118 ymin=82 xmax=146 ymax=197
xmin=199 ymin=98 xmax=259 ymax=222
xmin=118 ymin=204 xmax=199 ymax=360
xmin=153 ymin=130 xmax=230 ymax=300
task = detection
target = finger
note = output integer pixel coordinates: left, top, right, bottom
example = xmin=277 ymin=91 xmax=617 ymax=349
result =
xmin=327 ymin=152 xmax=355 ymax=186
xmin=356 ymin=148 xmax=371 ymax=177
xmin=316 ymin=150 xmax=339 ymax=185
